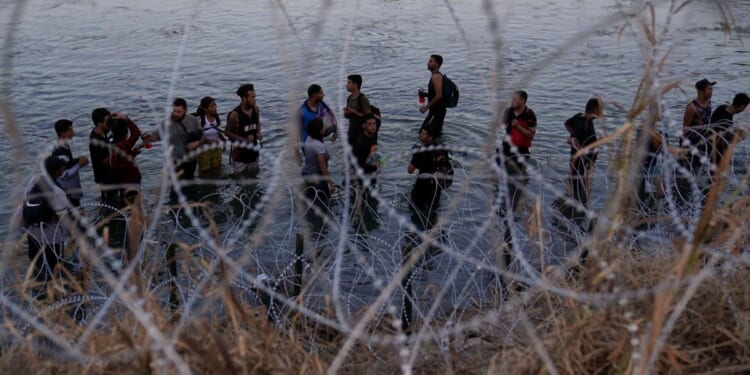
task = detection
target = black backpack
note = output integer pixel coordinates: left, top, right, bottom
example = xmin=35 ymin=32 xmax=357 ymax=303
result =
xmin=22 ymin=183 xmax=57 ymax=225
xmin=442 ymin=75 xmax=459 ymax=108
xmin=358 ymin=95 xmax=382 ymax=130
xmin=435 ymin=150 xmax=454 ymax=189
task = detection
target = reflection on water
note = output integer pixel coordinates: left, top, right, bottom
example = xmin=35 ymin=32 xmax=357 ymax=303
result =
xmin=1 ymin=0 xmax=749 ymax=306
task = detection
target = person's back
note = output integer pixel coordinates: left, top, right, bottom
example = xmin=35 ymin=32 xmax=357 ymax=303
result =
xmin=10 ymin=156 xmax=70 ymax=288
xmin=108 ymin=116 xmax=142 ymax=186
xmin=302 ymin=137 xmax=327 ymax=177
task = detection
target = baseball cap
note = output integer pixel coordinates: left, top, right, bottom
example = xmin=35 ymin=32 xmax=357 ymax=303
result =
xmin=695 ymin=78 xmax=716 ymax=91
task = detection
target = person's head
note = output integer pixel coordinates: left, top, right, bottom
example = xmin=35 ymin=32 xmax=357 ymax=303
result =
xmin=732 ymin=93 xmax=749 ymax=112
xmin=92 ymin=107 xmax=111 ymax=128
xmin=346 ymin=74 xmax=362 ymax=92
xmin=198 ymin=96 xmax=217 ymax=116
xmin=419 ymin=124 xmax=439 ymax=144
xmin=44 ymin=154 xmax=66 ymax=179
xmin=511 ymin=90 xmax=528 ymax=110
xmin=237 ymin=84 xmax=256 ymax=108
xmin=695 ymin=78 xmax=715 ymax=100
xmin=307 ymin=117 xmax=325 ymax=141
xmin=54 ymin=119 xmax=74 ymax=140
xmin=362 ymin=113 xmax=378 ymax=136
xmin=172 ymin=97 xmax=188 ymax=122
xmin=585 ymin=98 xmax=603 ymax=117
xmin=428 ymin=54 xmax=443 ymax=71
xmin=307 ymin=84 xmax=323 ymax=101
xmin=108 ymin=117 xmax=128 ymax=142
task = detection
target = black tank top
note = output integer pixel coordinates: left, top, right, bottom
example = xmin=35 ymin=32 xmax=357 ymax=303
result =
xmin=428 ymin=75 xmax=447 ymax=111
xmin=230 ymin=105 xmax=260 ymax=163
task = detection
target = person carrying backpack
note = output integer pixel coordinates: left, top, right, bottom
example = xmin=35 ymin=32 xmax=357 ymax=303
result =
xmin=419 ymin=54 xmax=459 ymax=138
xmin=10 ymin=155 xmax=70 ymax=294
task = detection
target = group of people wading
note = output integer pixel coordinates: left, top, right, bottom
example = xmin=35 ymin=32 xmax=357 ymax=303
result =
xmin=9 ymin=51 xmax=749 ymax=311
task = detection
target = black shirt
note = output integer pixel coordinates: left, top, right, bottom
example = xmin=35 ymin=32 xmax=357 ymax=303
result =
xmin=89 ymin=129 xmax=111 ymax=184
xmin=710 ymin=104 xmax=734 ymax=134
xmin=566 ymin=113 xmax=598 ymax=155
xmin=353 ymin=133 xmax=378 ymax=174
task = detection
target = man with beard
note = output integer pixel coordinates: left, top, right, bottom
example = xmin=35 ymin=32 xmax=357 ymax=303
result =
xmin=419 ymin=54 xmax=447 ymax=137
xmin=226 ymin=84 xmax=263 ymax=178
xmin=167 ymin=98 xmax=205 ymax=180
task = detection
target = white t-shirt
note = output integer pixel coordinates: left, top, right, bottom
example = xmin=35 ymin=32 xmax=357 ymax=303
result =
xmin=201 ymin=116 xmax=222 ymax=143
xmin=10 ymin=175 xmax=69 ymax=245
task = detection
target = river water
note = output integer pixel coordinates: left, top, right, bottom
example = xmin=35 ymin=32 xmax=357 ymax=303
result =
xmin=1 ymin=0 xmax=749 ymax=310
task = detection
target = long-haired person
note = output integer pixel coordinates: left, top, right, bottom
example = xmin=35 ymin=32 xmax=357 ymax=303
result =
xmin=194 ymin=96 xmax=226 ymax=176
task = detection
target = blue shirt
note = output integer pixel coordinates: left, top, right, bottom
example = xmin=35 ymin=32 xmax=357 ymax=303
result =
xmin=299 ymin=100 xmax=336 ymax=142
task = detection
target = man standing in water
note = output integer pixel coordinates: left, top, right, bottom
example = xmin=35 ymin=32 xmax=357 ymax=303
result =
xmin=500 ymin=90 xmax=537 ymax=191
xmin=53 ymin=119 xmax=89 ymax=207
xmin=226 ymin=83 xmax=263 ymax=178
xmin=564 ymin=98 xmax=602 ymax=209
xmin=496 ymin=90 xmax=536 ymax=295
xmin=708 ymin=92 xmax=749 ymax=169
xmin=419 ymin=54 xmax=447 ymax=137
xmin=168 ymin=98 xmax=205 ymax=180
xmin=343 ymin=74 xmax=371 ymax=147
xmin=89 ymin=108 xmax=114 ymax=202
xmin=677 ymin=78 xmax=715 ymax=206
xmin=683 ymin=78 xmax=715 ymax=147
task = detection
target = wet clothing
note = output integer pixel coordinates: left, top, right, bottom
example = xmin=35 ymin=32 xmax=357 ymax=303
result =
xmin=228 ymin=105 xmax=260 ymax=164
xmin=109 ymin=118 xmax=142 ymax=186
xmin=422 ymin=75 xmax=447 ymax=135
xmin=346 ymin=94 xmax=371 ymax=146
xmin=299 ymin=100 xmax=336 ymax=142
xmin=52 ymin=142 xmax=83 ymax=205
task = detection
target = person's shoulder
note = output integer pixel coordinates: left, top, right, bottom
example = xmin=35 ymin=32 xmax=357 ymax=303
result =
xmin=23 ymin=175 xmax=41 ymax=196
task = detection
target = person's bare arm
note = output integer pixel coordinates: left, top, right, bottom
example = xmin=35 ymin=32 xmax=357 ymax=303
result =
xmin=224 ymin=111 xmax=243 ymax=142
xmin=683 ymin=103 xmax=697 ymax=127
xmin=420 ymin=74 xmax=443 ymax=113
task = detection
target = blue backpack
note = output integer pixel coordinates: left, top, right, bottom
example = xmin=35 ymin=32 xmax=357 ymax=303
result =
xmin=442 ymin=75 xmax=459 ymax=108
